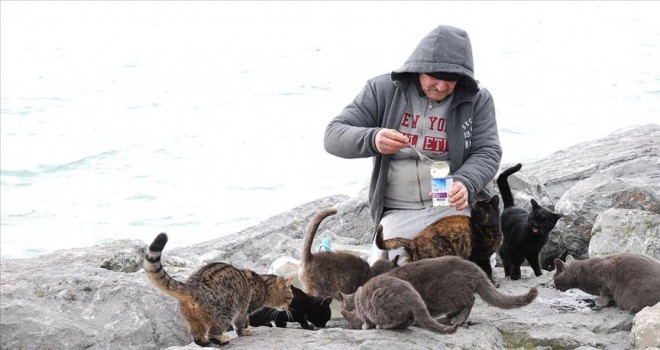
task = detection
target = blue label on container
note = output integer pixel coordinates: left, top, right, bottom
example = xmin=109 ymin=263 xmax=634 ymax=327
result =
xmin=431 ymin=177 xmax=453 ymax=206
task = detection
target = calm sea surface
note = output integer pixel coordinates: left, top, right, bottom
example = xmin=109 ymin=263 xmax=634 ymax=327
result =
xmin=2 ymin=2 xmax=659 ymax=259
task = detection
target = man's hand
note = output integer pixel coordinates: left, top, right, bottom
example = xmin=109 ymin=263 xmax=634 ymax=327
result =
xmin=375 ymin=129 xmax=408 ymax=154
xmin=449 ymin=181 xmax=469 ymax=211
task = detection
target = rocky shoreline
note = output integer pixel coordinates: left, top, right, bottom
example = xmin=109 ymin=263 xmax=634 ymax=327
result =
xmin=1 ymin=124 xmax=659 ymax=349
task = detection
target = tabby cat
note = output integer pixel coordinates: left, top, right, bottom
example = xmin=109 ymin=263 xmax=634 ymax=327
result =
xmin=376 ymin=195 xmax=502 ymax=284
xmin=497 ymin=163 xmax=563 ymax=280
xmin=299 ymin=207 xmax=400 ymax=299
xmin=553 ymin=253 xmax=660 ymax=313
xmin=387 ymin=256 xmax=538 ymax=326
xmin=339 ymin=274 xmax=458 ymax=334
xmin=143 ymin=233 xmax=294 ymax=346
xmin=249 ymin=285 xmax=332 ymax=329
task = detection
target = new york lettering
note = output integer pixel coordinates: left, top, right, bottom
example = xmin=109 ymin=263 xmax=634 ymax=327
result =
xmin=401 ymin=113 xmax=421 ymax=129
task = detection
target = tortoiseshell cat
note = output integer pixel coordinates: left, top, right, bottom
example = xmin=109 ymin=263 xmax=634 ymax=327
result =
xmin=249 ymin=285 xmax=332 ymax=329
xmin=554 ymin=253 xmax=660 ymax=313
xmin=376 ymin=195 xmax=502 ymax=284
xmin=143 ymin=233 xmax=294 ymax=346
xmin=497 ymin=163 xmax=563 ymax=280
xmin=339 ymin=274 xmax=457 ymax=334
xmin=387 ymin=256 xmax=538 ymax=326
xmin=299 ymin=207 xmax=399 ymax=299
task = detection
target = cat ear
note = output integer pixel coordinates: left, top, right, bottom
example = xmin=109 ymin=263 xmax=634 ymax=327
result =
xmin=554 ymin=213 xmax=564 ymax=220
xmin=566 ymin=254 xmax=575 ymax=262
xmin=531 ymin=199 xmax=540 ymax=208
xmin=336 ymin=292 xmax=345 ymax=301
xmin=284 ymin=276 xmax=295 ymax=286
xmin=321 ymin=297 xmax=333 ymax=307
xmin=490 ymin=195 xmax=500 ymax=206
xmin=554 ymin=258 xmax=565 ymax=273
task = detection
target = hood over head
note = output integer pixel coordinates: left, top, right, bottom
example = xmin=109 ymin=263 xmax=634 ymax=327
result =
xmin=392 ymin=25 xmax=478 ymax=95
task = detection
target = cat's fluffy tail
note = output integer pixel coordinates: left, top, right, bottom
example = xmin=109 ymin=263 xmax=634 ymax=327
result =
xmin=497 ymin=163 xmax=522 ymax=208
xmin=143 ymin=233 xmax=192 ymax=300
xmin=375 ymin=226 xmax=413 ymax=252
xmin=476 ymin=281 xmax=538 ymax=309
xmin=301 ymin=207 xmax=338 ymax=263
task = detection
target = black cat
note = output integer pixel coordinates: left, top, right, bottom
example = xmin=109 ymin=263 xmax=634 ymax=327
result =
xmin=249 ymin=285 xmax=332 ymax=330
xmin=497 ymin=163 xmax=563 ymax=280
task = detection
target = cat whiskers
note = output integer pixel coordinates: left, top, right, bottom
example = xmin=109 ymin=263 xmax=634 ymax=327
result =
xmin=284 ymin=308 xmax=294 ymax=322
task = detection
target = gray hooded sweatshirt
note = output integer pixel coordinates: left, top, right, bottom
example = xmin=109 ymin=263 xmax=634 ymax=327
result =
xmin=324 ymin=25 xmax=502 ymax=226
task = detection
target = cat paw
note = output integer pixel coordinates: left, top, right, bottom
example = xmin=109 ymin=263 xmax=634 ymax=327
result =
xmin=209 ymin=335 xmax=231 ymax=345
xmin=237 ymin=328 xmax=253 ymax=337
xmin=510 ymin=274 xmax=521 ymax=281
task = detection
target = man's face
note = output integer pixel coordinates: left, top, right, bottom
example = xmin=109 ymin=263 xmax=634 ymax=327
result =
xmin=419 ymin=73 xmax=458 ymax=101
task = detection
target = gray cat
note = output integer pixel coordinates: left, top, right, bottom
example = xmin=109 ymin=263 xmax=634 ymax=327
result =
xmin=338 ymin=274 xmax=457 ymax=334
xmin=387 ymin=256 xmax=538 ymax=326
xmin=553 ymin=252 xmax=660 ymax=312
xmin=299 ymin=207 xmax=399 ymax=299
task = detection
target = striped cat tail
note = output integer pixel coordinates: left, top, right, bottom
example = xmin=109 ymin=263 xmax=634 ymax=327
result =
xmin=375 ymin=227 xmax=412 ymax=251
xmin=143 ymin=233 xmax=191 ymax=300
xmin=301 ymin=207 xmax=338 ymax=263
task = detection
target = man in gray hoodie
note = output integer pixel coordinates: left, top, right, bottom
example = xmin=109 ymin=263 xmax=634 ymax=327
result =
xmin=324 ymin=25 xmax=502 ymax=264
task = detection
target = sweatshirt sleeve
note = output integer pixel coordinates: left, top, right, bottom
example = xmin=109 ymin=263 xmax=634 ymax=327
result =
xmin=451 ymin=89 xmax=502 ymax=201
xmin=324 ymin=81 xmax=383 ymax=159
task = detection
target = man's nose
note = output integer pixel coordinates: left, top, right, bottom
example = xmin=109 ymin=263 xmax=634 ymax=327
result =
xmin=435 ymin=81 xmax=451 ymax=92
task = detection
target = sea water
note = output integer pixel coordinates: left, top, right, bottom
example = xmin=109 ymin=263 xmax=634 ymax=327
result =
xmin=2 ymin=2 xmax=659 ymax=259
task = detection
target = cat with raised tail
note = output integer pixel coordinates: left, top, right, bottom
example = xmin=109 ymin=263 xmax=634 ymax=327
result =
xmin=299 ymin=207 xmax=399 ymax=299
xmin=339 ymin=274 xmax=458 ymax=334
xmin=387 ymin=256 xmax=538 ymax=326
xmin=143 ymin=233 xmax=294 ymax=346
xmin=553 ymin=253 xmax=660 ymax=313
xmin=375 ymin=196 xmax=502 ymax=285
xmin=497 ymin=163 xmax=563 ymax=280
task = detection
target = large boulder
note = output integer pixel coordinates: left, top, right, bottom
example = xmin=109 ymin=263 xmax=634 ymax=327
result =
xmin=589 ymin=208 xmax=660 ymax=259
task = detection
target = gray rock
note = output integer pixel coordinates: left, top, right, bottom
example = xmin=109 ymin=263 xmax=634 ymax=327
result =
xmin=630 ymin=302 xmax=660 ymax=349
xmin=523 ymin=124 xmax=660 ymax=203
xmin=589 ymin=209 xmax=660 ymax=259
